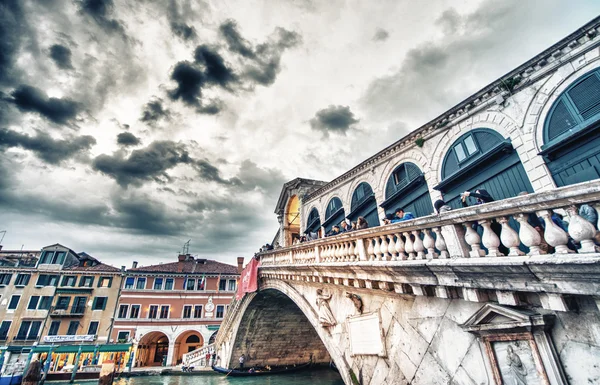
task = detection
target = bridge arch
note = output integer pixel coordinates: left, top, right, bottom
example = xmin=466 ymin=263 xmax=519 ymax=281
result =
xmin=219 ymin=280 xmax=350 ymax=384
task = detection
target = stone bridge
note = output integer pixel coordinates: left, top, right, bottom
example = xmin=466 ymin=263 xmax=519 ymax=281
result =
xmin=215 ymin=182 xmax=600 ymax=385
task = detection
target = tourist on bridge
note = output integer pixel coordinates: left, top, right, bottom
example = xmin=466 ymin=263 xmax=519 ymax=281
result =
xmin=382 ymin=213 xmax=395 ymax=225
xmin=460 ymin=189 xmax=494 ymax=206
xmin=340 ymin=220 xmax=351 ymax=233
xmin=434 ymin=199 xmax=452 ymax=214
xmin=356 ymin=216 xmax=369 ymax=229
xmin=394 ymin=208 xmax=415 ymax=222
xmin=326 ymin=225 xmax=341 ymax=237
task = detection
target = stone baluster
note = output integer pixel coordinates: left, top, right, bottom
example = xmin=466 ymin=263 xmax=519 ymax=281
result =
xmin=432 ymin=227 xmax=449 ymax=258
xmin=412 ymin=230 xmax=426 ymax=259
xmin=394 ymin=233 xmax=407 ymax=260
xmin=479 ymin=219 xmax=503 ymax=257
xmin=373 ymin=236 xmax=383 ymax=261
xmin=537 ymin=210 xmax=570 ymax=254
xmin=315 ymin=244 xmax=321 ymax=263
xmin=322 ymin=245 xmax=330 ymax=262
xmin=515 ymin=213 xmax=542 ymax=255
xmin=422 ymin=229 xmax=438 ymax=259
xmin=464 ymin=222 xmax=485 ymax=257
xmin=379 ymin=235 xmax=390 ymax=261
xmin=367 ymin=238 xmax=375 ymax=261
xmin=403 ymin=232 xmax=415 ymax=259
xmin=498 ymin=217 xmax=524 ymax=256
xmin=566 ymin=205 xmax=597 ymax=253
xmin=356 ymin=238 xmax=368 ymax=261
xmin=334 ymin=243 xmax=341 ymax=262
xmin=388 ymin=234 xmax=396 ymax=261
xmin=348 ymin=241 xmax=356 ymax=261
xmin=342 ymin=241 xmax=350 ymax=261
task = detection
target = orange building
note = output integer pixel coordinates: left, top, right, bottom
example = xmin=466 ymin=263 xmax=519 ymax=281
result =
xmin=111 ymin=254 xmax=242 ymax=367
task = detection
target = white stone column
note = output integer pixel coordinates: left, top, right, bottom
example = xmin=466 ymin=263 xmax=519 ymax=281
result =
xmin=166 ymin=341 xmax=176 ymax=366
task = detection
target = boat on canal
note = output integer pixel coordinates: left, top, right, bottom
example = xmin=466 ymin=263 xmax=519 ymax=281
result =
xmin=212 ymin=362 xmax=311 ymax=377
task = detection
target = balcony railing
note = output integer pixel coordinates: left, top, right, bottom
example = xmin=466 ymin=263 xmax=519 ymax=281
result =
xmin=258 ymin=181 xmax=600 ymax=266
xmin=50 ymin=305 xmax=86 ymax=317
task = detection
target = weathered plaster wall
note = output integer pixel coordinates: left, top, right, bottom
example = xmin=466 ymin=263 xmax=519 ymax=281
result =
xmin=228 ymin=279 xmax=600 ymax=385
xmin=228 ymin=289 xmax=331 ymax=368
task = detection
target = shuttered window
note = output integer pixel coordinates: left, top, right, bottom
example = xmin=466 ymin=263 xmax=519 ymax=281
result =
xmin=545 ymin=68 xmax=600 ymax=143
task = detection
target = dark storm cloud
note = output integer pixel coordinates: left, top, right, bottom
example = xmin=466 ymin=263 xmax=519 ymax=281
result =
xmin=0 ymin=128 xmax=96 ymax=164
xmin=49 ymin=44 xmax=74 ymax=70
xmin=218 ymin=20 xmax=302 ymax=87
xmin=309 ymin=105 xmax=359 ymax=136
xmin=194 ymin=45 xmax=238 ymax=88
xmin=92 ymin=140 xmax=234 ymax=187
xmin=77 ymin=0 xmax=126 ymax=36
xmin=234 ymin=160 xmax=287 ymax=197
xmin=166 ymin=0 xmax=198 ymax=41
xmin=111 ymin=193 xmax=187 ymax=235
xmin=92 ymin=141 xmax=193 ymax=187
xmin=140 ymin=98 xmax=171 ymax=124
xmin=168 ymin=61 xmax=206 ymax=106
xmin=0 ymin=0 xmax=26 ymax=85
xmin=9 ymin=85 xmax=80 ymax=124
xmin=116 ymin=132 xmax=141 ymax=147
xmin=219 ymin=20 xmax=256 ymax=59
xmin=171 ymin=23 xmax=197 ymax=41
xmin=168 ymin=45 xmax=237 ymax=113
xmin=373 ymin=28 xmax=390 ymax=42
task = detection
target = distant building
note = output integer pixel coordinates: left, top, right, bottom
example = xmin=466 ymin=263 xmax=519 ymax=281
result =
xmin=111 ymin=254 xmax=242 ymax=367
xmin=0 ymin=244 xmax=127 ymax=376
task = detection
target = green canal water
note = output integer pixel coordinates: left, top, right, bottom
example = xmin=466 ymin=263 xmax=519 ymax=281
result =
xmin=52 ymin=369 xmax=344 ymax=385
xmin=115 ymin=371 xmax=344 ymax=385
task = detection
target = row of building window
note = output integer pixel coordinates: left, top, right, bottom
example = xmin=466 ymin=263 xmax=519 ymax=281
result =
xmin=0 ymin=320 xmax=99 ymax=341
xmin=117 ymin=304 xmax=225 ymax=319
xmin=123 ymin=277 xmax=236 ymax=292
xmin=4 ymin=295 xmax=108 ymax=312
xmin=0 ymin=273 xmax=113 ymax=288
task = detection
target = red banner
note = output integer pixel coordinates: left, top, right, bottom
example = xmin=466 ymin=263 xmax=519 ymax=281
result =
xmin=236 ymin=258 xmax=260 ymax=300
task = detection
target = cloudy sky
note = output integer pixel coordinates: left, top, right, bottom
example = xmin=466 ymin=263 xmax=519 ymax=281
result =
xmin=1 ymin=0 xmax=599 ymax=267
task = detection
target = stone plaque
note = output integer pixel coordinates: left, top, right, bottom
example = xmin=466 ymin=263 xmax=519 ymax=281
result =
xmin=346 ymin=311 xmax=386 ymax=357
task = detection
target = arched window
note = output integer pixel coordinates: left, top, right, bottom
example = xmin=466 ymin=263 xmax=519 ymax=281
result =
xmin=542 ymin=68 xmax=600 ymax=186
xmin=381 ymin=162 xmax=433 ymax=218
xmin=347 ymin=182 xmax=379 ymax=227
xmin=436 ymin=128 xmax=532 ymax=208
xmin=322 ymin=197 xmax=345 ymax=233
xmin=186 ymin=335 xmax=200 ymax=343
xmin=305 ymin=207 xmax=321 ymax=235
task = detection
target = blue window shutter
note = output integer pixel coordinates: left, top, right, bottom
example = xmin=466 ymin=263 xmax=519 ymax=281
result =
xmin=568 ymin=72 xmax=600 ymax=118
xmin=547 ymin=99 xmax=577 ymax=141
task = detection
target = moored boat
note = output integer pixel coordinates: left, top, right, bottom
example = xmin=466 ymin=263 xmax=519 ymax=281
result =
xmin=212 ymin=362 xmax=311 ymax=377
xmin=0 ymin=375 xmax=22 ymax=385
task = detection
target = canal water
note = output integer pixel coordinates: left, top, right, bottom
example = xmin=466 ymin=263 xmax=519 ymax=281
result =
xmin=53 ymin=369 xmax=344 ymax=385
xmin=113 ymin=370 xmax=344 ymax=385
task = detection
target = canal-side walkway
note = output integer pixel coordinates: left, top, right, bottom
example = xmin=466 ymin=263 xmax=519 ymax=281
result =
xmin=121 ymin=366 xmax=216 ymax=377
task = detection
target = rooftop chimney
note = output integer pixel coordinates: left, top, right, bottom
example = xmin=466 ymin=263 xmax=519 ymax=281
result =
xmin=237 ymin=257 xmax=244 ymax=274
xmin=132 ymin=261 xmax=138 ymax=268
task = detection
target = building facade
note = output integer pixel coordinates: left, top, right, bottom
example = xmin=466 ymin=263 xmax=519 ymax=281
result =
xmin=110 ymin=254 xmax=242 ymax=367
xmin=0 ymin=244 xmax=127 ymax=376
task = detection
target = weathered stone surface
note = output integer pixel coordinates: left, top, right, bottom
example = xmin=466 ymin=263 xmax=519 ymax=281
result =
xmin=559 ymin=341 xmax=600 ymax=384
xmin=413 ymin=352 xmax=451 ymax=385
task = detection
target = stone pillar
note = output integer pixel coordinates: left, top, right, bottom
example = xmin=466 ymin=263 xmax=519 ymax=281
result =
xmin=166 ymin=341 xmax=176 ymax=366
xmin=443 ymin=224 xmax=470 ymax=257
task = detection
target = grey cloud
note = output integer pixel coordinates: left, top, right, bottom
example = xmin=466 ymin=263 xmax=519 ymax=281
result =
xmin=0 ymin=128 xmax=96 ymax=164
xmin=218 ymin=20 xmax=302 ymax=87
xmin=373 ymin=28 xmax=389 ymax=42
xmin=140 ymin=98 xmax=171 ymax=124
xmin=49 ymin=44 xmax=74 ymax=70
xmin=111 ymin=192 xmax=188 ymax=235
xmin=171 ymin=23 xmax=197 ymax=41
xmin=194 ymin=45 xmax=238 ymax=89
xmin=234 ymin=160 xmax=287 ymax=198
xmin=219 ymin=19 xmax=256 ymax=59
xmin=309 ymin=105 xmax=359 ymax=136
xmin=360 ymin=0 xmax=565 ymax=125
xmin=77 ymin=0 xmax=127 ymax=36
xmin=167 ymin=0 xmax=198 ymax=41
xmin=117 ymin=132 xmax=141 ymax=147
xmin=0 ymin=1 xmax=27 ymax=85
xmin=168 ymin=61 xmax=205 ymax=106
xmin=92 ymin=140 xmax=193 ymax=187
xmin=9 ymin=85 xmax=80 ymax=124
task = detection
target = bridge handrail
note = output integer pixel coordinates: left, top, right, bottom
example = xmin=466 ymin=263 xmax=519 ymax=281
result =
xmin=257 ymin=180 xmax=600 ymax=265
xmin=182 ymin=343 xmax=215 ymax=366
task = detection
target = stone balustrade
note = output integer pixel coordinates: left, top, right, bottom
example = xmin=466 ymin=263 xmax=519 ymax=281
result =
xmin=259 ymin=181 xmax=600 ymax=266
xmin=182 ymin=343 xmax=215 ymax=366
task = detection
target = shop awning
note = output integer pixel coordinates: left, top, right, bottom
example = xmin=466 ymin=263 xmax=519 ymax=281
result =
xmin=32 ymin=344 xmax=132 ymax=354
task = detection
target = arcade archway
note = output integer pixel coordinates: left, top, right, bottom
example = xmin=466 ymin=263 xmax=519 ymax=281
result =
xmin=136 ymin=331 xmax=169 ymax=367
xmin=174 ymin=331 xmax=204 ymax=365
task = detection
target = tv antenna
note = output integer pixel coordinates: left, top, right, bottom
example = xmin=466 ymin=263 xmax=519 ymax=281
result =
xmin=182 ymin=239 xmax=191 ymax=255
